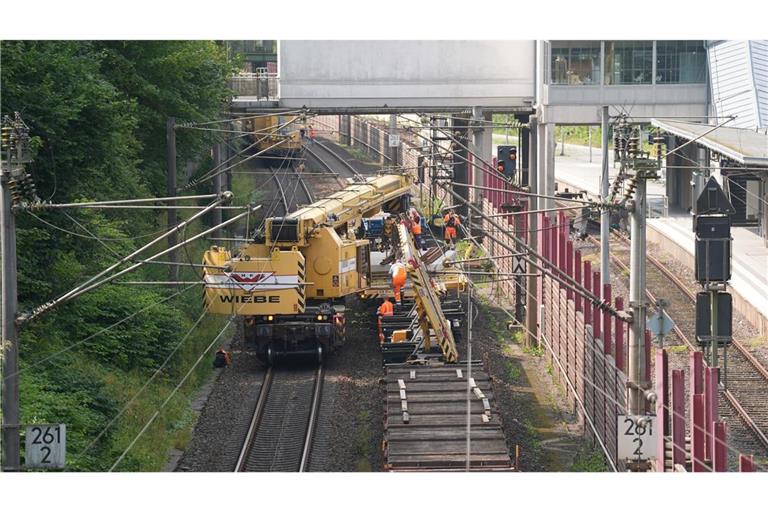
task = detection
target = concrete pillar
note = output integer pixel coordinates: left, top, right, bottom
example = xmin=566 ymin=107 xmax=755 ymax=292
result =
xmin=665 ymin=136 xmax=678 ymax=209
xmin=537 ymin=122 xmax=547 ymax=213
xmin=452 ymin=116 xmax=470 ymax=218
xmin=682 ymin=142 xmax=699 ymax=212
xmin=470 ymin=107 xmax=492 ymax=204
xmin=538 ymin=122 xmax=556 ymax=214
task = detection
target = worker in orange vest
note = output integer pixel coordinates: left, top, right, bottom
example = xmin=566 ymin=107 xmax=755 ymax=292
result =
xmin=443 ymin=211 xmax=461 ymax=249
xmin=409 ymin=209 xmax=426 ymax=251
xmin=390 ymin=261 xmax=407 ymax=305
xmin=377 ymin=297 xmax=394 ymax=343
xmin=309 ymin=125 xmax=317 ymax=144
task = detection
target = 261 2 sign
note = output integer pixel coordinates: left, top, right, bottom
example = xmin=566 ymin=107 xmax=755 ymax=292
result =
xmin=617 ymin=415 xmax=657 ymax=460
xmin=25 ymin=424 xmax=66 ymax=469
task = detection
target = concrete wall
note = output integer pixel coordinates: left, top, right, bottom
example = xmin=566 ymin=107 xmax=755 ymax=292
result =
xmin=540 ymin=84 xmax=709 ymax=124
xmin=278 ymin=40 xmax=536 ymax=110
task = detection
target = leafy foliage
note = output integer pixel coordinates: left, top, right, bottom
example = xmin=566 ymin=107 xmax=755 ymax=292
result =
xmin=1 ymin=40 xmax=236 ymax=470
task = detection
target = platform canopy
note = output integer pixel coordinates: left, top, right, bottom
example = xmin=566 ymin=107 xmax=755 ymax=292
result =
xmin=651 ymin=119 xmax=768 ymax=167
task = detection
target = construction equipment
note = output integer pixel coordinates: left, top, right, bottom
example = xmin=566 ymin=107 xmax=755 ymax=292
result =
xmin=380 ymin=222 xmax=462 ymax=364
xmin=203 ymin=174 xmax=412 ymax=364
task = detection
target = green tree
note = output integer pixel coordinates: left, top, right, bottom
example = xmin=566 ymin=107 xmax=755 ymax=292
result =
xmin=1 ymin=40 xmax=236 ymax=470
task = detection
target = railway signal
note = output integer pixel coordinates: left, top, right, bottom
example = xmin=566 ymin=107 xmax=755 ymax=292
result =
xmin=692 ymin=176 xmax=734 ymax=369
xmin=496 ymin=145 xmax=517 ymax=181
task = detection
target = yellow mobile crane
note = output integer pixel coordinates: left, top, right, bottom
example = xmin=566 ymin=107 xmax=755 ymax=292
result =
xmin=203 ymin=174 xmax=412 ymax=364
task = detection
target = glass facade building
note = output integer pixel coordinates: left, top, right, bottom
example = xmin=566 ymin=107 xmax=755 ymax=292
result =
xmin=656 ymin=41 xmax=707 ymax=83
xmin=550 ymin=41 xmax=601 ymax=85
xmin=549 ymin=40 xmax=706 ymax=86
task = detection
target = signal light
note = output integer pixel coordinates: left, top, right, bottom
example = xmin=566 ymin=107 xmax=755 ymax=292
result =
xmin=496 ymin=145 xmax=518 ymax=180
xmin=267 ymin=315 xmax=274 ymax=321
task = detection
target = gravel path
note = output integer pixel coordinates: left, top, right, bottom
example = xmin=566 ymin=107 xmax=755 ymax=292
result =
xmin=472 ymin=289 xmax=590 ymax=471
xmin=174 ymin=323 xmax=267 ymax=472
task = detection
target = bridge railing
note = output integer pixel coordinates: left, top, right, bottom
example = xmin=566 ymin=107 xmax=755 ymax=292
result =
xmin=229 ymin=72 xmax=279 ymax=99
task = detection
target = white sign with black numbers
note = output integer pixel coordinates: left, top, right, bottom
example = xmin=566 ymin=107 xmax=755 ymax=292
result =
xmin=388 ymin=134 xmax=400 ymax=147
xmin=25 ymin=424 xmax=66 ymax=469
xmin=617 ymin=415 xmax=657 ymax=459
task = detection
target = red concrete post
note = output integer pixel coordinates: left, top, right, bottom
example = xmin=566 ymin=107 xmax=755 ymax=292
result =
xmin=655 ymin=349 xmax=669 ymax=472
xmin=592 ymin=272 xmax=601 ymax=340
xmin=691 ymin=393 xmax=707 ymax=472
xmin=566 ymin=240 xmax=574 ymax=301
xmin=704 ymin=367 xmax=720 ymax=462
xmin=602 ymin=284 xmax=611 ymax=355
xmin=615 ymin=297 xmax=624 ymax=371
xmin=671 ymin=369 xmax=686 ymax=469
xmin=583 ymin=260 xmax=592 ymax=325
xmin=574 ymin=250 xmax=582 ymax=312
xmin=689 ymin=351 xmax=704 ymax=395
xmin=558 ymin=216 xmax=566 ymax=291
xmin=712 ymin=421 xmax=727 ymax=472
xmin=739 ymin=454 xmax=755 ymax=472
xmin=550 ymin=214 xmax=558 ymax=269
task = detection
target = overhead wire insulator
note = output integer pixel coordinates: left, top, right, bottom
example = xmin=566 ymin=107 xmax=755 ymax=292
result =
xmin=623 ymin=176 xmax=638 ymax=202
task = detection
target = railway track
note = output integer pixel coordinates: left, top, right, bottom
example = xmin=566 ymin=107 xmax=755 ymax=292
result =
xmin=235 ymin=365 xmax=325 ymax=472
xmin=304 ymin=139 xmax=365 ymax=182
xmin=269 ymin=165 xmax=290 ymax=215
xmin=292 ymin=163 xmax=315 ymax=204
xmin=584 ymin=227 xmax=768 ymax=463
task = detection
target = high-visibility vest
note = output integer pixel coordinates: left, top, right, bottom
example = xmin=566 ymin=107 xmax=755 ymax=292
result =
xmin=378 ymin=300 xmax=394 ymax=316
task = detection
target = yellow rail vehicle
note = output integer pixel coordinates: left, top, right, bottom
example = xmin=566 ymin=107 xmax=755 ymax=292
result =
xmin=245 ymin=114 xmax=303 ymax=154
xmin=203 ymin=174 xmax=413 ymax=364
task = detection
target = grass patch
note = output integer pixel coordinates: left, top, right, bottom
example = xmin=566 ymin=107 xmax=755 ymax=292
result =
xmin=339 ymin=142 xmax=379 ymax=164
xmin=523 ymin=343 xmax=544 ymax=357
xmin=507 ymin=361 xmax=522 ymax=383
xmin=569 ymin=445 xmax=609 ymax=472
xmin=667 ymin=345 xmax=688 ymax=354
xmin=748 ymin=336 xmax=768 ymax=349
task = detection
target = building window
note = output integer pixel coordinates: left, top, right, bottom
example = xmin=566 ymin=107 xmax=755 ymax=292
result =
xmin=604 ymin=41 xmax=653 ymax=85
xmin=656 ymin=41 xmax=706 ymax=83
xmin=550 ymin=41 xmax=601 ymax=85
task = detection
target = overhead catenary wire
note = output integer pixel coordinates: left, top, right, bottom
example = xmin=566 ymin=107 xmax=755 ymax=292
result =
xmin=77 ymin=303 xmax=213 ymax=460
xmin=395 ymin=115 xmax=600 ymax=207
xmin=488 ymin=272 xmax=761 ymax=471
xmin=20 ymin=204 xmax=261 ymax=323
xmin=177 ymin=109 xmax=305 ymax=128
xmin=437 ymin=182 xmax=618 ymax=317
xmin=478 ymin=228 xmax=767 ymax=471
xmin=25 ymin=211 xmax=183 ymax=242
xmin=6 ymin=283 xmax=199 ymax=380
xmin=26 ymin=193 xmax=221 ymax=210
xmin=109 ymin=314 xmax=235 ymax=471
xmin=183 ymin=115 xmax=304 ymax=189
xmin=670 ymin=146 xmax=768 ymax=210
xmin=19 ymin=195 xmax=232 ymax=323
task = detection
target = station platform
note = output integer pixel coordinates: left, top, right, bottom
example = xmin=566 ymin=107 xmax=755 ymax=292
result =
xmin=552 ymin=143 xmax=768 ymax=335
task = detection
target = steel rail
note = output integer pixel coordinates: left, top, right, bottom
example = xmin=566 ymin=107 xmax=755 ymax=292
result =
xmin=302 ymin=144 xmax=350 ymax=188
xmin=270 ymin=165 xmax=290 ymax=215
xmin=292 ymin=163 xmax=315 ymax=205
xmin=312 ymin=140 xmax=365 ymax=181
xmin=235 ymin=367 xmax=274 ymax=472
xmin=299 ymin=365 xmax=324 ymax=472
